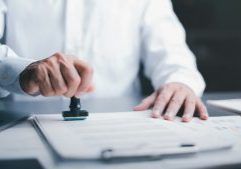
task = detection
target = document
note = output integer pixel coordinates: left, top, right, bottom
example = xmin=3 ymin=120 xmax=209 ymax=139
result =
xmin=207 ymin=99 xmax=241 ymax=114
xmin=31 ymin=110 xmax=236 ymax=161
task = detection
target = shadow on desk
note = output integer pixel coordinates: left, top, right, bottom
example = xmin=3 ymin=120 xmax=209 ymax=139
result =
xmin=207 ymin=163 xmax=241 ymax=169
xmin=0 ymin=159 xmax=44 ymax=169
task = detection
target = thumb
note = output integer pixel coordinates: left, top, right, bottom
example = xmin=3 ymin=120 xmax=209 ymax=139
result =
xmin=20 ymin=70 xmax=40 ymax=95
xmin=74 ymin=84 xmax=95 ymax=97
xmin=21 ymin=79 xmax=40 ymax=95
xmin=86 ymin=84 xmax=95 ymax=93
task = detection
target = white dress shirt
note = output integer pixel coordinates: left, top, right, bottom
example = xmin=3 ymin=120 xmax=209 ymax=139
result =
xmin=0 ymin=0 xmax=205 ymax=99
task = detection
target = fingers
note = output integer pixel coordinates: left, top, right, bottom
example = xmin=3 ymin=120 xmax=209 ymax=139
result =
xmin=59 ymin=61 xmax=81 ymax=97
xmin=26 ymin=80 xmax=39 ymax=95
xmin=19 ymin=53 xmax=94 ymax=97
xmin=19 ymin=64 xmax=40 ymax=95
xmin=74 ymin=59 xmax=93 ymax=96
xmin=133 ymin=92 xmax=157 ymax=111
xmin=133 ymin=83 xmax=208 ymax=123
xmin=39 ymin=74 xmax=54 ymax=96
xmin=47 ymin=61 xmax=68 ymax=96
xmin=152 ymin=88 xmax=174 ymax=118
xmin=35 ymin=63 xmax=54 ymax=96
xmin=182 ymin=96 xmax=196 ymax=122
xmin=196 ymin=98 xmax=209 ymax=120
xmin=163 ymin=91 xmax=186 ymax=121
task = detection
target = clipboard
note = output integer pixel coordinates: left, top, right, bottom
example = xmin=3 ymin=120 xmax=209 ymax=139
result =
xmin=30 ymin=111 xmax=234 ymax=163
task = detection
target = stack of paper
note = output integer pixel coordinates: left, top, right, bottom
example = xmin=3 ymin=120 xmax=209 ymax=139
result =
xmin=207 ymin=99 xmax=241 ymax=114
xmin=31 ymin=110 xmax=236 ymax=162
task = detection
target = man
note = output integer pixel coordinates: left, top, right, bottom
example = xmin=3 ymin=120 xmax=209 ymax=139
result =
xmin=0 ymin=0 xmax=208 ymax=122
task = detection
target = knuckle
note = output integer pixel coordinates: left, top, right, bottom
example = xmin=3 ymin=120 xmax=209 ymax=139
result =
xmin=156 ymin=94 xmax=169 ymax=103
xmin=85 ymin=66 xmax=94 ymax=75
xmin=36 ymin=63 xmax=43 ymax=71
xmin=67 ymin=78 xmax=75 ymax=86
xmin=54 ymin=52 xmax=64 ymax=58
xmin=170 ymin=98 xmax=182 ymax=105
xmin=53 ymin=52 xmax=66 ymax=62
xmin=163 ymin=84 xmax=172 ymax=90
xmin=178 ymin=87 xmax=186 ymax=93
xmin=45 ymin=58 xmax=56 ymax=67
xmin=36 ymin=63 xmax=46 ymax=74
xmin=25 ymin=64 xmax=35 ymax=74
xmin=161 ymin=85 xmax=173 ymax=93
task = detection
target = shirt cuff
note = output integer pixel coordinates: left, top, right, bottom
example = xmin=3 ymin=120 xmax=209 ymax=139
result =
xmin=0 ymin=57 xmax=35 ymax=94
xmin=152 ymin=69 xmax=206 ymax=97
xmin=4 ymin=75 xmax=29 ymax=95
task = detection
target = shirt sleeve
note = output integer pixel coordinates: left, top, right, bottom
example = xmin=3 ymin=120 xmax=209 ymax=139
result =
xmin=141 ymin=0 xmax=205 ymax=96
xmin=0 ymin=1 xmax=35 ymax=97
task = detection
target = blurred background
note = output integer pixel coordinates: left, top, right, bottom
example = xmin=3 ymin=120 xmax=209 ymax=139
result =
xmin=172 ymin=0 xmax=241 ymax=92
xmin=141 ymin=0 xmax=241 ymax=95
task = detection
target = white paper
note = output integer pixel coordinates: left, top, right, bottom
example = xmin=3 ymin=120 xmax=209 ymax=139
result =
xmin=32 ymin=110 xmax=236 ymax=160
xmin=207 ymin=99 xmax=241 ymax=113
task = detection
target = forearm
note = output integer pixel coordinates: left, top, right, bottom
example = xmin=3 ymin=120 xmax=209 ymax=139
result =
xmin=0 ymin=45 xmax=35 ymax=96
xmin=149 ymin=57 xmax=206 ymax=97
xmin=141 ymin=0 xmax=205 ymax=96
xmin=0 ymin=2 xmax=36 ymax=97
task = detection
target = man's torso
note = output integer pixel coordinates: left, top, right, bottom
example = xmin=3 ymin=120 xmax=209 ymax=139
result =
xmin=5 ymin=0 xmax=150 ymax=98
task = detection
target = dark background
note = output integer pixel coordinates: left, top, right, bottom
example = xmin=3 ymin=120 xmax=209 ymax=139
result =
xmin=172 ymin=0 xmax=241 ymax=92
xmin=140 ymin=0 xmax=241 ymax=95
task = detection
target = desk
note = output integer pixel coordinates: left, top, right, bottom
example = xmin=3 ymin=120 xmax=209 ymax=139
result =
xmin=0 ymin=92 xmax=241 ymax=169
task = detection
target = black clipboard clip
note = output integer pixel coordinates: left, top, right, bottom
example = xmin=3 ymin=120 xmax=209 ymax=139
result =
xmin=100 ymin=143 xmax=197 ymax=163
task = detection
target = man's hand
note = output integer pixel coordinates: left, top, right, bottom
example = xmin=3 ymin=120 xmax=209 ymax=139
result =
xmin=134 ymin=82 xmax=208 ymax=122
xmin=19 ymin=53 xmax=93 ymax=97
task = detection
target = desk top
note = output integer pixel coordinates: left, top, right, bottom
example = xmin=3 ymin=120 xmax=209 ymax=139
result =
xmin=0 ymin=92 xmax=241 ymax=169
xmin=1 ymin=91 xmax=240 ymax=115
